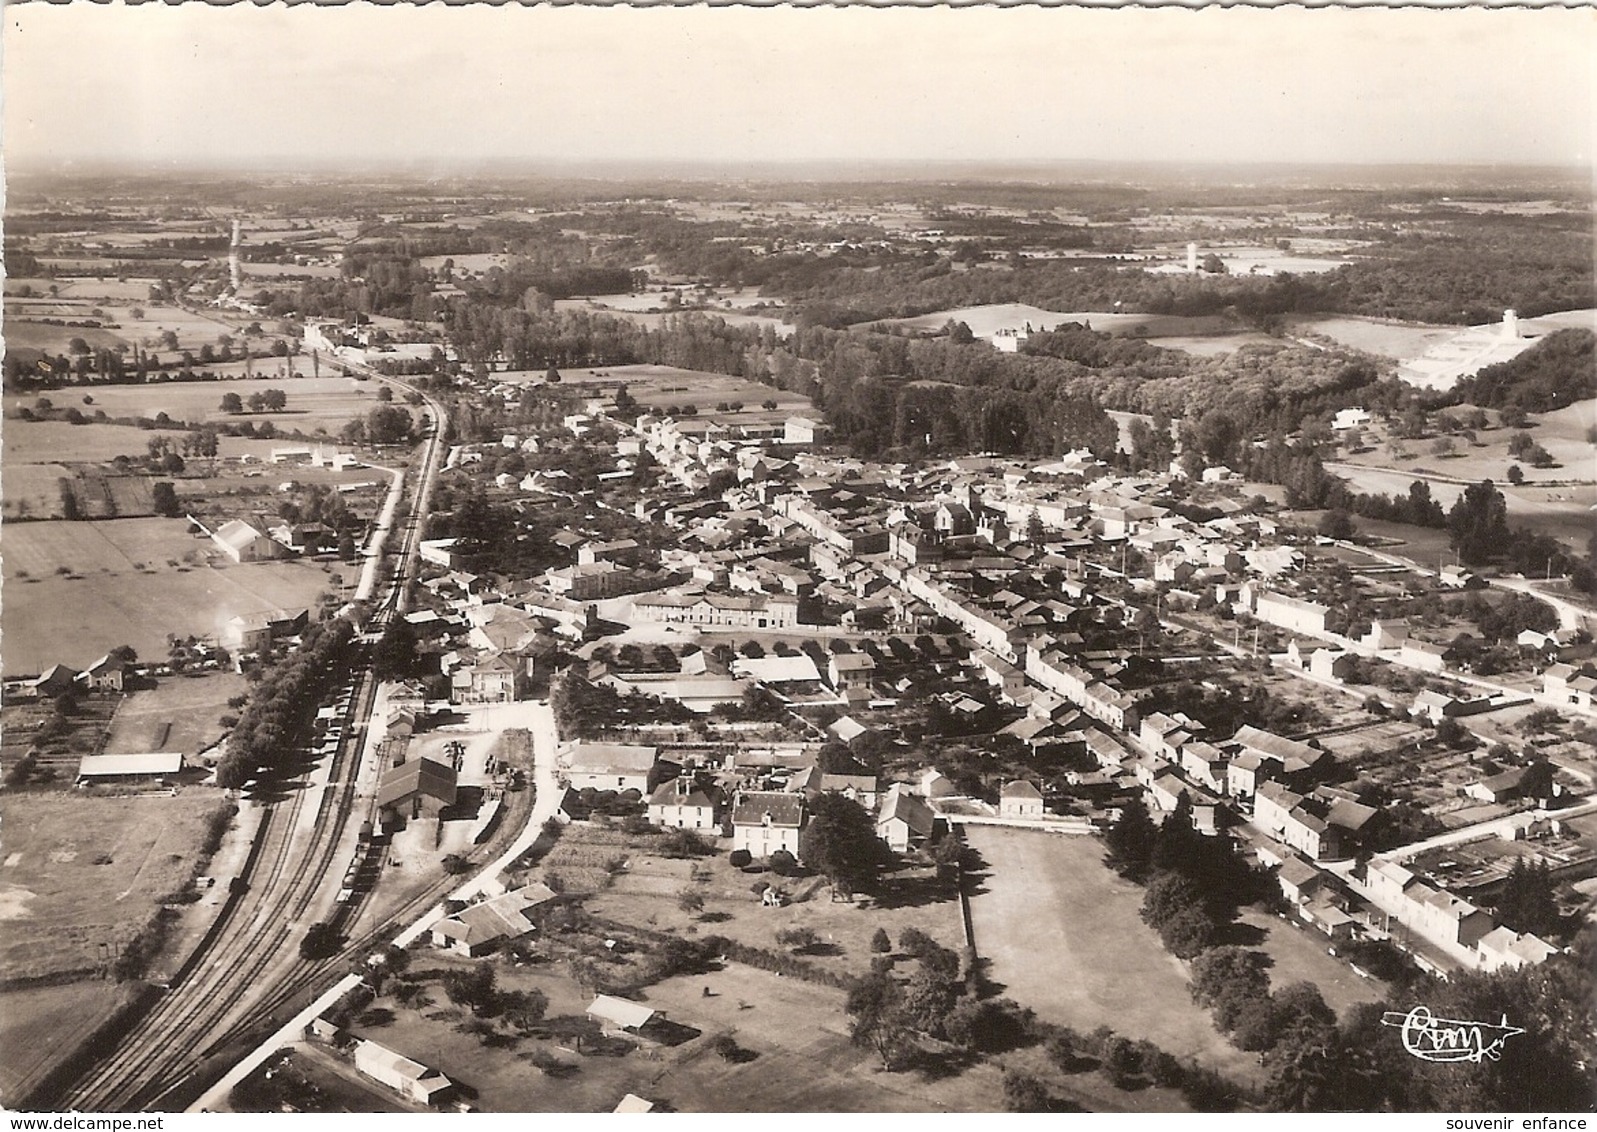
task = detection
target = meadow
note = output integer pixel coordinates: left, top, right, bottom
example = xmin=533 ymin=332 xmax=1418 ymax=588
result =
xmin=0 ymin=790 xmax=226 ymax=982
xmin=962 ymin=826 xmax=1259 ymax=1083
xmin=2 ymin=518 xmax=340 ymax=675
xmin=13 ymin=374 xmax=382 ymax=434
xmin=872 ymin=303 xmax=1238 ymax=341
xmin=104 ymin=672 xmax=249 ymax=760
xmin=519 ymin=363 xmax=815 ymax=419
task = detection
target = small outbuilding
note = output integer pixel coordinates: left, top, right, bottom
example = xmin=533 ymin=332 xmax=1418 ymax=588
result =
xmin=998 ymin=779 xmax=1045 ymax=819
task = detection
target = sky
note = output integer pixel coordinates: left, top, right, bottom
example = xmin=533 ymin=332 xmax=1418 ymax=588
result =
xmin=4 ymin=4 xmax=1593 ymax=172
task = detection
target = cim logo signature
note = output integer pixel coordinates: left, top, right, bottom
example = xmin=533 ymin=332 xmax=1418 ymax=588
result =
xmin=1381 ymin=1006 xmax=1525 ymax=1064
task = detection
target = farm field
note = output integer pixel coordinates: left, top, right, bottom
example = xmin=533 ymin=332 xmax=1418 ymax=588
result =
xmin=104 ymin=672 xmax=248 ymax=760
xmin=552 ymin=300 xmax=793 ymax=337
xmin=1 ymin=321 xmax=130 ymax=355
xmin=5 ymin=374 xmax=381 ymax=435
xmin=0 ymin=981 xmax=134 ymax=1103
xmin=520 ymin=363 xmax=814 ymax=419
xmin=4 ymin=420 xmax=189 ymax=465
xmin=962 ymin=826 xmax=1258 ymax=1083
xmin=3 ymin=277 xmax=161 ymax=302
xmin=0 ymin=791 xmax=229 ymax=982
xmin=238 ymin=261 xmax=341 ymax=279
xmin=2 ymin=518 xmax=340 ymax=675
xmin=868 ymin=304 xmax=1237 ymax=341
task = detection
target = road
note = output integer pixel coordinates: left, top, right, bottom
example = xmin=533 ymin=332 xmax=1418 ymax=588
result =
xmin=187 ymin=702 xmax=561 ymax=1113
xmin=41 ymin=370 xmax=450 ymax=1112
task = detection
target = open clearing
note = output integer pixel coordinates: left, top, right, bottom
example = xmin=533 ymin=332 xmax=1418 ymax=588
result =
xmin=1291 ymin=316 xmax=1459 ymax=360
xmin=963 ymin=826 xmax=1258 ymax=1082
xmin=2 ymin=518 xmax=339 ymax=675
xmin=104 ymin=672 xmax=248 ymax=759
xmin=0 ymin=791 xmax=226 ymax=981
xmin=870 ymin=304 xmax=1235 ymax=341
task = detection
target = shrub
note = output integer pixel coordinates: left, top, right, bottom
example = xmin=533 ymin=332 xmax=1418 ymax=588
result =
xmin=729 ymin=849 xmax=752 ymax=868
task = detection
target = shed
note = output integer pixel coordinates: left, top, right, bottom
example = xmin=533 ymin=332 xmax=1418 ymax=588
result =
xmin=587 ymin=994 xmax=656 ymax=1035
xmin=77 ymin=752 xmax=183 ymax=784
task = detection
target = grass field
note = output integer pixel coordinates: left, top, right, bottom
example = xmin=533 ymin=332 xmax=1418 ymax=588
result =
xmin=1 ymin=321 xmax=130 ymax=355
xmin=872 ymin=304 xmax=1235 ymax=340
xmin=3 ymin=420 xmax=189 ymax=465
xmin=519 ymin=363 xmax=815 ymax=421
xmin=105 ymin=672 xmax=248 ymax=760
xmin=5 ymin=374 xmax=378 ymax=435
xmin=962 ymin=827 xmax=1259 ymax=1083
xmin=2 ymin=518 xmax=340 ymax=675
xmin=1234 ymin=909 xmax=1385 ymax=1020
xmin=0 ymin=791 xmax=227 ymax=981
xmin=0 ymin=981 xmax=132 ymax=1101
xmin=1291 ymin=316 xmax=1459 ymax=360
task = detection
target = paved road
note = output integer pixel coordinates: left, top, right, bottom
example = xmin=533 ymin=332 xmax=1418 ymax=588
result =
xmin=191 ymin=700 xmax=561 ymax=1111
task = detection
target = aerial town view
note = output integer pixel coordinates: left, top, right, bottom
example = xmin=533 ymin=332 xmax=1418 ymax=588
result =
xmin=1 ymin=3 xmax=1593 ymax=1119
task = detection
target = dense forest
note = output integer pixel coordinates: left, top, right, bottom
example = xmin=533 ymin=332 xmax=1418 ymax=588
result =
xmin=1453 ymin=329 xmax=1595 ymax=413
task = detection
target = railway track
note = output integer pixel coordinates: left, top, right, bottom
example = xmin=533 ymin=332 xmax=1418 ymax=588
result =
xmin=44 ymin=373 xmax=452 ymax=1113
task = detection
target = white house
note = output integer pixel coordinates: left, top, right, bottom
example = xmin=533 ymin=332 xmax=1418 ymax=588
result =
xmin=998 ymin=779 xmax=1044 ymax=818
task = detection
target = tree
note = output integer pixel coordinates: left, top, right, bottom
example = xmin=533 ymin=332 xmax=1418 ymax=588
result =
xmin=870 ymin=927 xmax=892 ymax=954
xmin=1495 ymin=857 xmax=1558 ymax=937
xmin=677 ymin=888 xmax=705 ymax=914
xmin=775 ymin=926 xmax=817 ymax=953
xmin=151 ymin=482 xmax=182 ymax=517
xmin=1507 ymin=464 xmax=1524 ymax=485
xmin=1190 ymin=946 xmax=1272 ymax=1030
xmin=376 ymin=385 xmax=393 ymax=402
xmin=1002 ymin=1070 xmax=1053 ymax=1112
xmin=372 ymin=619 xmax=420 ymax=680
xmin=220 ymin=391 xmax=244 ymax=414
xmin=366 ymin=405 xmax=415 ymax=445
xmin=1317 ymin=509 xmax=1356 ymax=540
xmin=442 ymin=964 xmax=497 ymax=1015
xmin=1448 ymin=480 xmax=1511 ymax=566
xmin=901 ymin=966 xmax=960 ymax=1038
xmin=845 ymin=971 xmax=912 ymax=1069
xmin=1105 ymin=799 xmax=1158 ymax=880
xmin=545 ymin=366 xmax=562 ymax=384
xmin=261 ymin=388 xmax=287 ymax=411
xmin=1160 ymin=904 xmax=1217 ymax=958
xmin=801 ymin=792 xmax=884 ymax=890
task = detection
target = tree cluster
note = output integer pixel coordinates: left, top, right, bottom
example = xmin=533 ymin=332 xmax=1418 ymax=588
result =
xmin=217 ymin=615 xmax=354 ymax=788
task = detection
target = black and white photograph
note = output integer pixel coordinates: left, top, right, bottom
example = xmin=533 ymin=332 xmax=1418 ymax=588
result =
xmin=1 ymin=1 xmax=1594 ymax=1118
